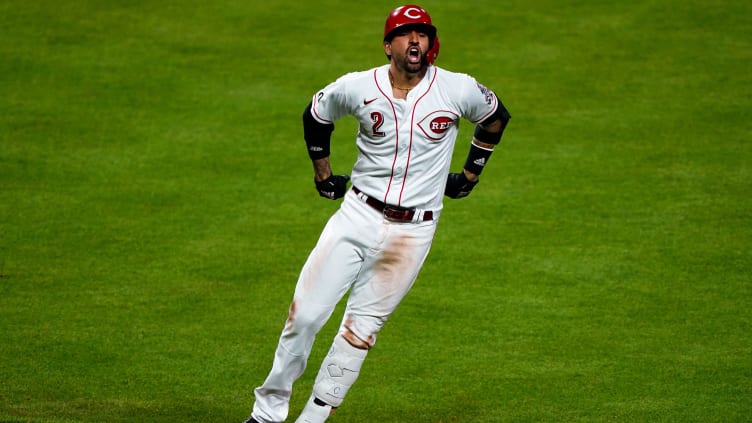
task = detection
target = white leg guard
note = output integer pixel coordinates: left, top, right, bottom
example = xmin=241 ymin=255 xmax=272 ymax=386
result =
xmin=313 ymin=335 xmax=368 ymax=407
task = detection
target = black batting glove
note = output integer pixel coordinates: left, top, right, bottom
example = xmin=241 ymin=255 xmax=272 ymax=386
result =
xmin=315 ymin=174 xmax=350 ymax=200
xmin=445 ymin=172 xmax=478 ymax=199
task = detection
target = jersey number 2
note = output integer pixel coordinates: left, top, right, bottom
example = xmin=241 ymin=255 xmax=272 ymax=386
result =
xmin=370 ymin=112 xmax=385 ymax=138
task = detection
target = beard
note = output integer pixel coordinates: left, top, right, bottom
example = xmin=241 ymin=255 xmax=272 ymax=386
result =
xmin=396 ymin=53 xmax=427 ymax=74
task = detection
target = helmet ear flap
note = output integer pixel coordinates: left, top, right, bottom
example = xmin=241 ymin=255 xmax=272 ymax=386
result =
xmin=427 ymin=36 xmax=440 ymax=64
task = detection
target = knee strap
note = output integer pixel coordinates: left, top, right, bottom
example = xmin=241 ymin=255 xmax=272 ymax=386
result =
xmin=312 ymin=335 xmax=368 ymax=407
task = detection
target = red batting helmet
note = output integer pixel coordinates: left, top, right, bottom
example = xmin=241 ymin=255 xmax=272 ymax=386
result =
xmin=383 ymin=5 xmax=439 ymax=64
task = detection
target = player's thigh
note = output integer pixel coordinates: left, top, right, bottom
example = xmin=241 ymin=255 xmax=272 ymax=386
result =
xmin=343 ymin=220 xmax=436 ymax=337
xmin=293 ymin=204 xmax=371 ymax=305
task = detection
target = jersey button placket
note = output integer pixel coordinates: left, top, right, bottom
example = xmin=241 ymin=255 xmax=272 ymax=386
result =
xmin=386 ymin=115 xmax=412 ymax=204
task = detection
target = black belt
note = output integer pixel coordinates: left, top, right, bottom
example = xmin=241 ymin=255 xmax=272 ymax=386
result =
xmin=352 ymin=186 xmax=433 ymax=222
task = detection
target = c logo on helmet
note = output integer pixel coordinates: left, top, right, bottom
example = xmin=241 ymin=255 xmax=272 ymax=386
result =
xmin=403 ymin=7 xmax=423 ymax=19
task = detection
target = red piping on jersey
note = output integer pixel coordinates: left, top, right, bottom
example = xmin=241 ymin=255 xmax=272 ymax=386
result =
xmin=374 ymin=67 xmax=439 ymax=206
xmin=374 ymin=68 xmax=400 ymax=204
xmin=473 ymin=90 xmax=499 ymax=124
xmin=311 ymin=92 xmax=333 ymax=124
xmin=398 ymin=68 xmax=438 ymax=205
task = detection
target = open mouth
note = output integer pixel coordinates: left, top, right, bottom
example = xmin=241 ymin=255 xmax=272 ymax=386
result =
xmin=407 ymin=46 xmax=421 ymax=64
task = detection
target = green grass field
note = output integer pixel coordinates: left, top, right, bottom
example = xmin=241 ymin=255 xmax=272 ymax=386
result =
xmin=1 ymin=0 xmax=750 ymax=422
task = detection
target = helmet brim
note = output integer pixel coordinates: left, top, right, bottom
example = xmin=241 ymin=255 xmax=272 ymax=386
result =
xmin=383 ymin=23 xmax=437 ymax=42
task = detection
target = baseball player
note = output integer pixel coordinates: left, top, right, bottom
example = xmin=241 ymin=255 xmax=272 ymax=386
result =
xmin=244 ymin=4 xmax=510 ymax=423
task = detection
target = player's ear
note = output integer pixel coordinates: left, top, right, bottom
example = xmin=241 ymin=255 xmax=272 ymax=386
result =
xmin=383 ymin=41 xmax=391 ymax=57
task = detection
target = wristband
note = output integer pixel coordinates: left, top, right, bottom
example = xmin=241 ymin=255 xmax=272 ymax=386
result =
xmin=463 ymin=142 xmax=494 ymax=175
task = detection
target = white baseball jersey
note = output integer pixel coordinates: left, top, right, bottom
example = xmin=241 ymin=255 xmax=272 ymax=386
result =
xmin=310 ymin=63 xmax=499 ymax=211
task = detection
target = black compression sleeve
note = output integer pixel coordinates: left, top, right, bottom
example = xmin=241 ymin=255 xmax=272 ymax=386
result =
xmin=475 ymin=102 xmax=511 ymax=145
xmin=303 ymin=102 xmax=334 ymax=160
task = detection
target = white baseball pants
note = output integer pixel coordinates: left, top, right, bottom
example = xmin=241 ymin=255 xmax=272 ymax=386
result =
xmin=251 ymin=188 xmax=438 ymax=422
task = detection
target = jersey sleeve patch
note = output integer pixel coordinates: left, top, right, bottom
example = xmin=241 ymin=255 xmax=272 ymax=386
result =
xmin=470 ymin=82 xmax=498 ymax=124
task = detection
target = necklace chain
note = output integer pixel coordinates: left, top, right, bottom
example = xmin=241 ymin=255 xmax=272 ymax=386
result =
xmin=389 ymin=71 xmax=413 ymax=93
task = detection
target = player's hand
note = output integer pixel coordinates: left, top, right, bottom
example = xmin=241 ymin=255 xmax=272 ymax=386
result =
xmin=315 ymin=174 xmax=350 ymax=200
xmin=444 ymin=172 xmax=478 ymax=199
